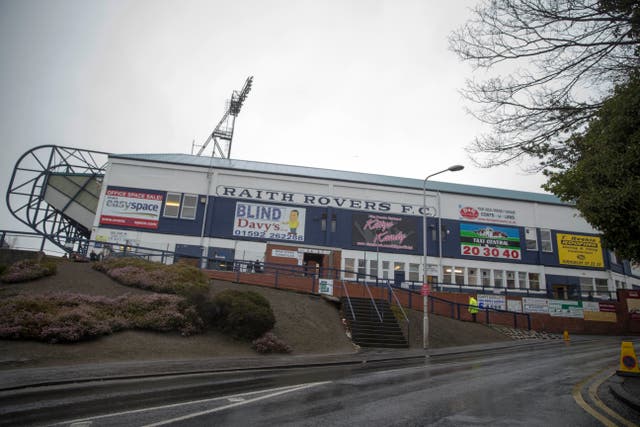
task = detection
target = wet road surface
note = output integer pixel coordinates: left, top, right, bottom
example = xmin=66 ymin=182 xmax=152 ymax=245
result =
xmin=49 ymin=337 xmax=640 ymax=426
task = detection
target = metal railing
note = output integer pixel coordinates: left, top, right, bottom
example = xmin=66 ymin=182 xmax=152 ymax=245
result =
xmin=428 ymin=295 xmax=532 ymax=330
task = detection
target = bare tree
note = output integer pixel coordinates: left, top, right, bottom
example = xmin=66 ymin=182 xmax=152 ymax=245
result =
xmin=450 ymin=0 xmax=640 ymax=168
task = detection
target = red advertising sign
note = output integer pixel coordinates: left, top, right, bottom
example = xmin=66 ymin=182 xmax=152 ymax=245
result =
xmin=100 ymin=188 xmax=163 ymax=229
xmin=421 ymin=284 xmax=431 ymax=296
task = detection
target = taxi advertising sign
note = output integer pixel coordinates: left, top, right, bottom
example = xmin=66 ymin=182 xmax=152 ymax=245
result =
xmin=556 ymin=233 xmax=604 ymax=268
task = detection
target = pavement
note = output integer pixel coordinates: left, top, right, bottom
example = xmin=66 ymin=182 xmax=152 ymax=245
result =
xmin=1 ymin=338 xmax=639 ymax=414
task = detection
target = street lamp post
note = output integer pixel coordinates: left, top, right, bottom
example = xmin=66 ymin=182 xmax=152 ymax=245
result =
xmin=423 ymin=164 xmax=464 ymax=350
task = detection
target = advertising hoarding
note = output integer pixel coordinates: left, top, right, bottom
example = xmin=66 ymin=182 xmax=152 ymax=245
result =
xmin=234 ymin=202 xmax=305 ymax=242
xmin=99 ymin=188 xmax=163 ymax=229
xmin=548 ymin=300 xmax=584 ymax=318
xmin=460 ymin=223 xmax=521 ymax=260
xmin=478 ymin=294 xmax=506 ymax=310
xmin=557 ymin=234 xmax=604 ymax=268
xmin=352 ymin=213 xmax=417 ymax=251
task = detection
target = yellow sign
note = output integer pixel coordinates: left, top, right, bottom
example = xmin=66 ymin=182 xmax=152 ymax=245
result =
xmin=618 ymin=341 xmax=640 ymax=374
xmin=557 ymin=234 xmax=604 ymax=268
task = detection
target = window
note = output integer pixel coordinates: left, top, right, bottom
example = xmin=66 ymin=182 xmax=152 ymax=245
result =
xmin=481 ymin=269 xmax=491 ymax=286
xmin=609 ymin=251 xmax=617 ymax=264
xmin=321 ymin=213 xmax=327 ymax=232
xmin=164 ymin=193 xmax=181 ymax=218
xmin=468 ymin=268 xmax=478 ymax=286
xmin=494 ymin=270 xmax=504 ymax=288
xmin=579 ymin=277 xmax=593 ymax=292
xmin=518 ymin=272 xmax=527 ymax=289
xmin=344 ymin=258 xmax=355 ymax=279
xmin=357 ymin=259 xmax=366 ymax=277
xmin=529 ymin=273 xmax=540 ymax=290
xmin=454 ymin=267 xmax=465 ymax=285
xmin=382 ymin=261 xmax=390 ymax=279
xmin=443 ymin=266 xmax=453 ymax=284
xmin=409 ymin=263 xmax=420 ymax=282
xmin=540 ymin=229 xmax=553 ymax=252
xmin=595 ymin=278 xmax=609 ymax=293
xmin=506 ymin=271 xmax=515 ymax=289
xmin=180 ymin=194 xmax=198 ymax=219
xmin=370 ymin=260 xmax=378 ymax=279
xmin=525 ymin=227 xmax=538 ymax=251
xmin=394 ymin=262 xmax=404 ymax=272
xmin=331 ymin=214 xmax=337 ymax=233
xmin=616 ymin=280 xmax=625 ymax=289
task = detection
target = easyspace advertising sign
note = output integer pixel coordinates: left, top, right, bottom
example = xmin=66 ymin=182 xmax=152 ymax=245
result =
xmin=233 ymin=202 xmax=306 ymax=242
xmin=100 ymin=188 xmax=163 ymax=229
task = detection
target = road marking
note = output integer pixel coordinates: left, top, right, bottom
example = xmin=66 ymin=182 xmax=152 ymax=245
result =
xmin=588 ymin=370 xmax=637 ymax=427
xmin=142 ymin=381 xmax=329 ymax=426
xmin=572 ymin=369 xmax=616 ymax=427
xmin=59 ymin=382 xmax=328 ymax=426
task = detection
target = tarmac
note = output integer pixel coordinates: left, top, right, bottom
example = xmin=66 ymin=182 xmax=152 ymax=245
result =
xmin=1 ymin=338 xmax=639 ymax=413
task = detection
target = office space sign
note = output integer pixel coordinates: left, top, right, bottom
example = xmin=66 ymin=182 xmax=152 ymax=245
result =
xmin=99 ymin=188 xmax=163 ymax=229
xmin=557 ymin=234 xmax=604 ymax=268
xmin=233 ymin=202 xmax=306 ymax=241
xmin=458 ymin=205 xmax=517 ymax=225
xmin=460 ymin=223 xmax=521 ymax=260
xmin=352 ymin=213 xmax=417 ymax=251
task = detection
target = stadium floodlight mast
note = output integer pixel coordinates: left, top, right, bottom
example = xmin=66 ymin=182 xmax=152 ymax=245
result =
xmin=422 ymin=164 xmax=464 ymax=350
xmin=196 ymin=76 xmax=253 ymax=159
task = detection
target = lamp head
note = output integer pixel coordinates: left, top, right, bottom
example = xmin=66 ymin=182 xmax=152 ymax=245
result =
xmin=448 ymin=165 xmax=464 ymax=172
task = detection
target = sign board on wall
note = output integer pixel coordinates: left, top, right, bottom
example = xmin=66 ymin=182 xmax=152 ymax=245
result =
xmin=556 ymin=234 xmax=604 ymax=268
xmin=352 ymin=213 xmax=417 ymax=251
xmin=478 ymin=294 xmax=506 ymax=310
xmin=460 ymin=223 xmax=521 ymax=260
xmin=99 ymin=188 xmax=163 ymax=229
xmin=548 ymin=300 xmax=584 ymax=318
xmin=271 ymin=249 xmax=298 ymax=259
xmin=233 ymin=202 xmax=306 ymax=242
xmin=628 ymin=291 xmax=640 ymax=320
xmin=583 ymin=301 xmax=617 ymax=322
xmin=507 ymin=299 xmax=523 ymax=313
xmin=458 ymin=205 xmax=517 ymax=225
xmin=522 ymin=297 xmax=549 ymax=314
xmin=319 ymin=279 xmax=334 ymax=296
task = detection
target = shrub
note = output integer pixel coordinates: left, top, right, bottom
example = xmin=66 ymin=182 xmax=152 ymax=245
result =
xmin=252 ymin=332 xmax=292 ymax=354
xmin=1 ymin=259 xmax=57 ymax=283
xmin=0 ymin=293 xmax=203 ymax=343
xmin=213 ymin=290 xmax=275 ymax=340
xmin=93 ymin=258 xmax=209 ymax=299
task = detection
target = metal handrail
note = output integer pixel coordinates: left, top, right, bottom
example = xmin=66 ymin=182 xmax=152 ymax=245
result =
xmin=383 ymin=278 xmax=410 ymax=343
xmin=341 ymin=280 xmax=356 ymax=321
xmin=364 ymin=281 xmax=383 ymax=322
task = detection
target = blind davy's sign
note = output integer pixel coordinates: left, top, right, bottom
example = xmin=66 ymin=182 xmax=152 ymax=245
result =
xmin=233 ymin=202 xmax=306 ymax=242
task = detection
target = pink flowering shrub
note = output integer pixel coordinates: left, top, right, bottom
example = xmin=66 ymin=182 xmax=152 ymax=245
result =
xmin=252 ymin=332 xmax=292 ymax=354
xmin=0 ymin=293 xmax=203 ymax=343
xmin=92 ymin=258 xmax=208 ymax=298
xmin=1 ymin=259 xmax=57 ymax=283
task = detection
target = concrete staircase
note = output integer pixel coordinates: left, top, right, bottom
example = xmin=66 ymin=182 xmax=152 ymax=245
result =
xmin=342 ymin=297 xmax=408 ymax=348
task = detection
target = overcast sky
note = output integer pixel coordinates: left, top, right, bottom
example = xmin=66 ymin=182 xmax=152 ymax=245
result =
xmin=0 ymin=0 xmax=550 ymax=238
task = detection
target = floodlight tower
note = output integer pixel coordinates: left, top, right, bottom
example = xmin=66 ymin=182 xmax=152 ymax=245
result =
xmin=196 ymin=76 xmax=253 ymax=158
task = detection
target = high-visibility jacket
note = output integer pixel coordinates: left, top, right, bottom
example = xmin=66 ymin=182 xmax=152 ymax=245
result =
xmin=468 ymin=296 xmax=479 ymax=314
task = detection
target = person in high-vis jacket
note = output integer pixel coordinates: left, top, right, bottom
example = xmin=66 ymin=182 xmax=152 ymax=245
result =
xmin=468 ymin=296 xmax=479 ymax=321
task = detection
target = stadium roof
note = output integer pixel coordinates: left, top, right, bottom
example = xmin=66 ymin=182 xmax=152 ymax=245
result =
xmin=110 ymin=152 xmax=566 ymax=206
